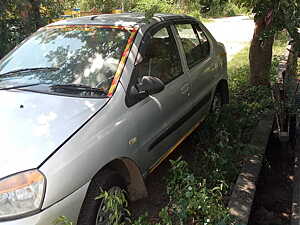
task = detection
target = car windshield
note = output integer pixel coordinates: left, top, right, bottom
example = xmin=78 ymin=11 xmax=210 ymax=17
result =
xmin=0 ymin=26 xmax=131 ymax=96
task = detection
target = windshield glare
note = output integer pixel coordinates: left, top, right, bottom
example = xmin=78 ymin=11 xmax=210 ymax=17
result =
xmin=0 ymin=26 xmax=131 ymax=95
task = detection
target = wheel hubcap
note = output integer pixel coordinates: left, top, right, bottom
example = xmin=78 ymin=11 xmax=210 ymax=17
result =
xmin=212 ymin=93 xmax=222 ymax=113
xmin=95 ymin=186 xmax=123 ymax=225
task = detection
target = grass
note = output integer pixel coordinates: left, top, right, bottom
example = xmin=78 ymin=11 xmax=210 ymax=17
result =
xmin=298 ymin=58 xmax=300 ymax=79
xmin=229 ymin=31 xmax=289 ymax=90
xmin=273 ymin=32 xmax=289 ymax=55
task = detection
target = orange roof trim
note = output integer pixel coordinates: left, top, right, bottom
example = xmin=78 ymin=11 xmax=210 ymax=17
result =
xmin=45 ymin=24 xmax=136 ymax=31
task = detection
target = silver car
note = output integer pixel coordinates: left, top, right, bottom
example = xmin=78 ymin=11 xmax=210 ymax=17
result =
xmin=0 ymin=13 xmax=228 ymax=225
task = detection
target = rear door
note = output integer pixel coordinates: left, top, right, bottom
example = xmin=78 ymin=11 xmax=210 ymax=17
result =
xmin=126 ymin=25 xmax=192 ymax=173
xmin=174 ymin=22 xmax=216 ymax=118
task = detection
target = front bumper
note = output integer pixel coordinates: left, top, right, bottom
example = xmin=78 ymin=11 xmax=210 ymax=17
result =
xmin=0 ymin=183 xmax=89 ymax=225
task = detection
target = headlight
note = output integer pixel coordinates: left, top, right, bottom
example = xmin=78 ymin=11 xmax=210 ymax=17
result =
xmin=0 ymin=170 xmax=45 ymax=220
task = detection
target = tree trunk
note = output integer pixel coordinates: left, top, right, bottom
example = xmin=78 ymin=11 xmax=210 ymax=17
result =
xmin=286 ymin=42 xmax=299 ymax=80
xmin=18 ymin=0 xmax=42 ymax=37
xmin=285 ymin=42 xmax=299 ymax=98
xmin=29 ymin=0 xmax=42 ymax=30
xmin=249 ymin=16 xmax=274 ymax=85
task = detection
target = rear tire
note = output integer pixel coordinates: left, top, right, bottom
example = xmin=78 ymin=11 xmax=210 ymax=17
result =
xmin=77 ymin=170 xmax=126 ymax=225
xmin=211 ymin=90 xmax=225 ymax=113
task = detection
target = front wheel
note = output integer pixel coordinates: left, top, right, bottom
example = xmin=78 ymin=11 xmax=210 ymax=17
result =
xmin=77 ymin=170 xmax=127 ymax=225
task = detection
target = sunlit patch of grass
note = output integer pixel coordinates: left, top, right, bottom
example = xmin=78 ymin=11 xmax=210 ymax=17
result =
xmin=228 ymin=31 xmax=289 ymax=89
xmin=228 ymin=45 xmax=250 ymax=91
xmin=273 ymin=31 xmax=289 ymax=56
xmin=228 ymin=45 xmax=250 ymax=72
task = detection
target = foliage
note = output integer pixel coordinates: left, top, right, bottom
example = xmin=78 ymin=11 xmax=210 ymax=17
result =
xmin=90 ymin=157 xmax=234 ymax=225
xmin=298 ymin=58 xmax=300 ymax=79
xmin=199 ymin=0 xmax=249 ymax=18
xmin=79 ymin=0 xmax=122 ymax=12
xmin=53 ymin=216 xmax=73 ymax=225
xmin=232 ymin=0 xmax=299 ymax=85
xmin=132 ymin=0 xmax=182 ymax=14
xmin=59 ymin=0 xmax=79 ymax=10
xmin=0 ymin=0 xmax=253 ymax=59
xmin=0 ymin=0 xmax=64 ymax=58
xmin=163 ymin=158 xmax=233 ymax=225
xmin=95 ymin=187 xmax=131 ymax=225
xmin=233 ymin=0 xmax=300 ymax=32
xmin=131 ymin=0 xmax=248 ymax=19
xmin=241 ymin=0 xmax=299 ymax=42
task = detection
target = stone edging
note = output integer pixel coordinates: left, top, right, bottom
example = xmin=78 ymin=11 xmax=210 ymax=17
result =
xmin=228 ymin=113 xmax=274 ymax=225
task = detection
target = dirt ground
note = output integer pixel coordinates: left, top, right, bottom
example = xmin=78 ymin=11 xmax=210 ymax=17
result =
xmin=248 ymin=134 xmax=295 ymax=225
xmin=129 ymin=137 xmax=196 ymax=221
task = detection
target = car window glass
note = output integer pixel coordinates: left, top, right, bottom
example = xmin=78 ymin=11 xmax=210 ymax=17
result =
xmin=136 ymin=27 xmax=182 ymax=84
xmin=153 ymin=28 xmax=169 ymax=38
xmin=175 ymin=23 xmax=208 ymax=68
xmin=194 ymin=24 xmax=210 ymax=60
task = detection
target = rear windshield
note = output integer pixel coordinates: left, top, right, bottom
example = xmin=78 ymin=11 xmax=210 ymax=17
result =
xmin=0 ymin=26 xmax=131 ymax=96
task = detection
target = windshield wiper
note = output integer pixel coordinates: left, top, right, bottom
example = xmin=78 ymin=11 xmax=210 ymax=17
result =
xmin=51 ymin=84 xmax=107 ymax=96
xmin=0 ymin=67 xmax=59 ymax=76
xmin=0 ymin=83 xmax=45 ymax=90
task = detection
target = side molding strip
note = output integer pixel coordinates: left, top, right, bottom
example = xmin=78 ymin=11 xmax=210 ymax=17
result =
xmin=148 ymin=91 xmax=211 ymax=152
xmin=148 ymin=120 xmax=203 ymax=174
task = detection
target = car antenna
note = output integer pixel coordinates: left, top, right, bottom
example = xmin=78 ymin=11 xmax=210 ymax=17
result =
xmin=91 ymin=15 xmax=98 ymax=20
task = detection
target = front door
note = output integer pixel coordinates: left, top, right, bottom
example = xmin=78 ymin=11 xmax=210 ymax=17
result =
xmin=126 ymin=25 xmax=192 ymax=174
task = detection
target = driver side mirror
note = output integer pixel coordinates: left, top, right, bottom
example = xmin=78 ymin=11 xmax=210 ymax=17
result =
xmin=137 ymin=76 xmax=164 ymax=95
xmin=127 ymin=76 xmax=165 ymax=106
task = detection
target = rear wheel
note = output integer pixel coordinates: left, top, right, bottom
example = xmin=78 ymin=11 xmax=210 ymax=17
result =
xmin=77 ymin=170 xmax=127 ymax=225
xmin=211 ymin=91 xmax=223 ymax=114
xmin=210 ymin=83 xmax=229 ymax=114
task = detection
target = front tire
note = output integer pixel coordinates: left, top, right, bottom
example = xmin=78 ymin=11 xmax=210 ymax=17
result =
xmin=77 ymin=170 xmax=126 ymax=225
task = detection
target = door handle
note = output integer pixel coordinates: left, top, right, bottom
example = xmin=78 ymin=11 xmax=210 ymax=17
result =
xmin=180 ymin=83 xmax=191 ymax=96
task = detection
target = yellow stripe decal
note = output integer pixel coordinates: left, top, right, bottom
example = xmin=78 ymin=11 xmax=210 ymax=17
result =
xmin=148 ymin=120 xmax=203 ymax=174
xmin=107 ymin=29 xmax=138 ymax=97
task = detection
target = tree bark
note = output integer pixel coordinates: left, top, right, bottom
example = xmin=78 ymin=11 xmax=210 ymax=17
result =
xmin=28 ymin=0 xmax=42 ymax=30
xmin=286 ymin=42 xmax=298 ymax=80
xmin=249 ymin=16 xmax=274 ymax=85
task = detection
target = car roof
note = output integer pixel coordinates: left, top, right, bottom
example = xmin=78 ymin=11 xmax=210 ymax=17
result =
xmin=47 ymin=13 xmax=196 ymax=28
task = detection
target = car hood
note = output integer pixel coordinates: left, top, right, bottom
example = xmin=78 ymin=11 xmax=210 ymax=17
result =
xmin=0 ymin=90 xmax=108 ymax=179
